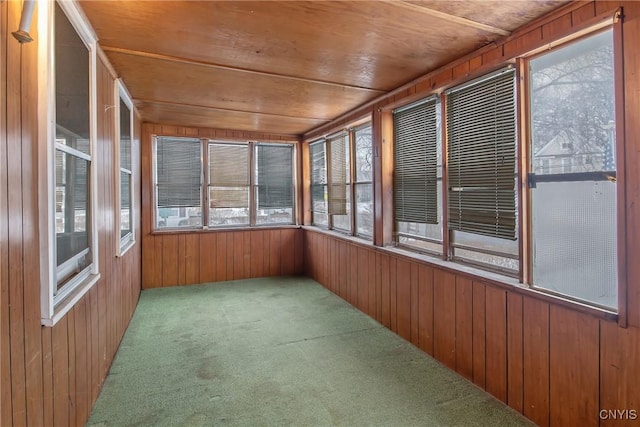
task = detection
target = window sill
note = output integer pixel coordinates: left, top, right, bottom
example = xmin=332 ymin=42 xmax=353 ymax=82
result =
xmin=42 ymin=272 xmax=101 ymax=327
xmin=302 ymin=226 xmax=618 ymax=323
xmin=150 ymin=224 xmax=301 ymax=236
xmin=118 ymin=238 xmax=135 ymax=257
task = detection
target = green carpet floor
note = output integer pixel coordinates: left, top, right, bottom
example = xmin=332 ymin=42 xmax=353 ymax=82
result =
xmin=87 ymin=276 xmax=533 ymax=427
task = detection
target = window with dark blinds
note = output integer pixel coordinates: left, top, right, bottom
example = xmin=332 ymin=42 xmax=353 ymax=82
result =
xmin=393 ymin=98 xmax=438 ymax=224
xmin=208 ymin=142 xmax=249 ymax=208
xmin=119 ymin=99 xmax=131 ymax=171
xmin=310 ymin=141 xmax=327 ymax=214
xmin=328 ymin=133 xmax=348 ymax=215
xmin=156 ymin=137 xmax=202 ymax=209
xmin=256 ymin=144 xmax=293 ymax=209
xmin=446 ymin=68 xmax=517 ymax=240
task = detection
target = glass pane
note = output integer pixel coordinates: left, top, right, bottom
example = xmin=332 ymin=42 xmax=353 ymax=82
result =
xmin=120 ymin=171 xmax=132 ymax=238
xmin=355 ymin=126 xmax=372 ymax=182
xmin=355 ymin=183 xmax=373 ymax=237
xmin=530 ymin=30 xmax=616 ymax=309
xmin=530 ymin=30 xmax=615 ymax=174
xmin=119 ymin=98 xmax=131 ymax=171
xmin=55 ymin=3 xmax=90 ymax=154
xmin=256 ymin=207 xmax=293 ymax=225
xmin=209 ymin=207 xmax=249 ymax=226
xmin=56 ymin=150 xmax=91 ymax=268
xmin=157 ymin=207 xmax=202 ymax=228
xmin=313 ymin=212 xmax=328 ymax=227
xmin=531 ymin=181 xmax=617 ymax=308
xmin=311 ymin=185 xmax=327 ymax=215
xmin=332 ymin=190 xmax=351 ymax=232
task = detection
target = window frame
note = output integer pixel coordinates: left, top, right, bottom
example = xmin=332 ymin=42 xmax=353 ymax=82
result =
xmin=308 ymin=121 xmax=374 ymax=240
xmin=523 ymin=25 xmax=623 ymax=314
xmin=152 ymin=137 xmax=296 ymax=230
xmin=38 ymin=0 xmax=100 ymax=326
xmin=115 ymin=79 xmax=135 ymax=256
xmin=392 ymin=96 xmax=443 ymax=256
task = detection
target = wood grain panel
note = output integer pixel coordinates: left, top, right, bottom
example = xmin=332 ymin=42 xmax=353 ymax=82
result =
xmin=410 ymin=263 xmax=420 ymax=346
xmin=395 ymin=259 xmax=412 ymax=342
xmin=389 ymin=256 xmax=398 ymax=333
xmin=280 ymin=228 xmax=295 ymax=276
xmin=549 ymin=306 xmax=599 ymax=427
xmin=472 ymin=281 xmax=486 ymax=389
xmin=7 ymin=1 xmax=27 ymax=422
xmin=622 ymin=0 xmax=640 ymax=328
xmin=379 ymin=253 xmax=391 ymax=328
xmin=138 ymin=100 xmax=322 ymax=136
xmin=600 ymin=320 xmax=640 ymax=426
xmin=1 ymin=41 xmax=142 ymax=426
xmin=233 ymin=232 xmax=244 ymax=280
xmin=523 ymin=297 xmax=550 ymax=427
xmin=161 ymin=234 xmax=179 ymax=286
xmin=357 ymin=248 xmax=369 ymax=313
xmin=433 ymin=270 xmax=456 ymax=370
xmin=52 ymin=319 xmax=70 ymax=427
xmin=108 ymin=52 xmax=373 ymax=119
xmin=455 ymin=277 xmax=473 ymax=380
xmin=369 ymin=251 xmax=377 ymax=318
xmin=0 ymin=1 xmax=10 ymax=422
xmin=507 ymin=293 xmax=524 ymax=413
xmin=417 ymin=265 xmax=434 ymax=355
xmin=485 ymin=286 xmax=507 ymax=403
xmin=199 ymin=233 xmax=216 ymax=283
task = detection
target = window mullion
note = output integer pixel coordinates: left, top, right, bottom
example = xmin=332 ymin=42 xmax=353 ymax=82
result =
xmin=349 ymin=129 xmax=356 ymax=235
xmin=440 ymin=93 xmax=450 ymax=261
xmin=249 ymin=142 xmax=256 ymax=226
xmin=202 ymin=138 xmax=210 ymax=228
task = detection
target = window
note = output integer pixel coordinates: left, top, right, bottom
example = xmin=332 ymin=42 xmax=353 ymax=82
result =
xmin=309 ymin=122 xmax=373 ymax=239
xmin=446 ymin=68 xmax=518 ymax=273
xmin=208 ymin=142 xmax=249 ymax=226
xmin=310 ymin=140 xmax=328 ymax=226
xmin=353 ymin=124 xmax=373 ymax=237
xmin=528 ymin=29 xmax=617 ymax=310
xmin=255 ymin=143 xmax=295 ymax=225
xmin=155 ymin=137 xmax=202 ymax=229
xmin=39 ymin=1 xmax=99 ymax=325
xmin=154 ymin=138 xmax=295 ymax=229
xmin=393 ymin=97 xmax=442 ymax=254
xmin=116 ymin=80 xmax=134 ymax=254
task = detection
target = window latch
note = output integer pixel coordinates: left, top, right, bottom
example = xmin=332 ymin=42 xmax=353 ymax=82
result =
xmin=527 ymin=173 xmax=537 ymax=189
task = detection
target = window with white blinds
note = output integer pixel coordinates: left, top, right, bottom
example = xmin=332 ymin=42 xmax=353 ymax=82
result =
xmin=446 ymin=68 xmax=517 ymax=240
xmin=394 ymin=98 xmax=439 ymax=225
xmin=155 ymin=137 xmax=202 ymax=228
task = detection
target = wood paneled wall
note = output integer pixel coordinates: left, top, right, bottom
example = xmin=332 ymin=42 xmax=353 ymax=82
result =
xmin=304 ymin=230 xmax=640 ymax=427
xmin=302 ymin=1 xmax=640 ymax=426
xmin=1 ymin=2 xmax=142 ymax=426
xmin=140 ymin=123 xmax=303 ymax=289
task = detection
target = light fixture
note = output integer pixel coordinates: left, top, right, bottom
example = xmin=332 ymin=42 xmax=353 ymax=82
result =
xmin=12 ymin=0 xmax=36 ymax=43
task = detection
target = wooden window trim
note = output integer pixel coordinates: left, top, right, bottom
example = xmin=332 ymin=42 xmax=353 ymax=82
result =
xmin=115 ymin=79 xmax=135 ymax=257
xmin=38 ymin=0 xmax=100 ymax=326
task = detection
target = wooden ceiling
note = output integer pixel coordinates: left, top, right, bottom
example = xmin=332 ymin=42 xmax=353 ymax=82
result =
xmin=79 ymin=0 xmax=568 ymax=137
